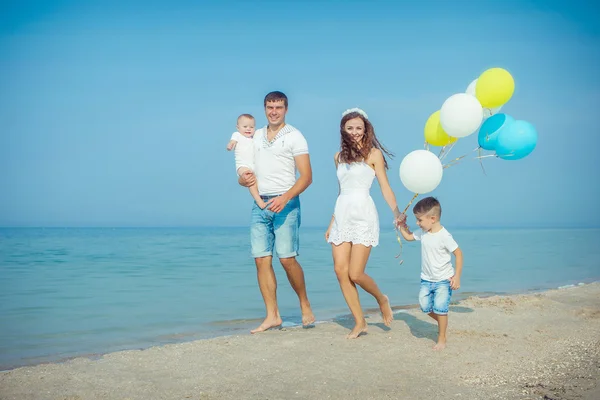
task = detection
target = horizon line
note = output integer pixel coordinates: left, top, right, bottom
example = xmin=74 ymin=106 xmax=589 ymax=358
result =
xmin=0 ymin=225 xmax=598 ymax=230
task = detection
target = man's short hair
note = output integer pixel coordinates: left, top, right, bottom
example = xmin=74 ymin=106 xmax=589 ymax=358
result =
xmin=264 ymin=91 xmax=288 ymax=107
xmin=413 ymin=196 xmax=442 ymax=218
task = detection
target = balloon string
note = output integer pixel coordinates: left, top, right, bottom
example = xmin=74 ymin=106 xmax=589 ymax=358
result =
xmin=403 ymin=193 xmax=419 ymax=214
xmin=395 ymin=192 xmax=419 ymax=264
xmin=478 ymin=147 xmax=487 ymax=176
xmin=440 ymin=141 xmax=457 ymax=162
xmin=394 ymin=229 xmax=404 ymax=265
xmin=437 ymin=145 xmax=447 ymax=159
xmin=443 ymin=157 xmax=466 ymax=169
xmin=475 ymin=154 xmax=500 ymax=159
xmin=442 ymin=147 xmax=479 ymax=169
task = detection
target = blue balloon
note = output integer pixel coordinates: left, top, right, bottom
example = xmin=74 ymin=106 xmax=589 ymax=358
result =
xmin=477 ymin=113 xmax=514 ymax=151
xmin=495 ymin=120 xmax=538 ymax=160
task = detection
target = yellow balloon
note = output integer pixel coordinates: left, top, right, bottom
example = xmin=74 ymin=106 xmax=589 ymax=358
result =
xmin=424 ymin=110 xmax=458 ymax=147
xmin=475 ymin=67 xmax=515 ymax=108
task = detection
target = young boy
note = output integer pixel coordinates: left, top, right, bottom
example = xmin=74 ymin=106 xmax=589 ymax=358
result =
xmin=226 ymin=114 xmax=266 ymax=209
xmin=397 ymin=196 xmax=463 ymax=350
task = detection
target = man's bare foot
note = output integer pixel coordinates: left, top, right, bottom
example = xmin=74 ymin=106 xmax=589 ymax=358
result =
xmin=346 ymin=319 xmax=368 ymax=339
xmin=250 ymin=316 xmax=283 ymax=334
xmin=433 ymin=340 xmax=446 ymax=350
xmin=301 ymin=305 xmax=315 ymax=326
xmin=379 ymin=295 xmax=394 ymax=327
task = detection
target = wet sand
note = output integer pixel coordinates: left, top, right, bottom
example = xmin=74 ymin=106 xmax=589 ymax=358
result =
xmin=1 ymin=283 xmax=599 ymax=400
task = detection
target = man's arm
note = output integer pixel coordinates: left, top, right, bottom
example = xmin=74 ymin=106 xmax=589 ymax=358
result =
xmin=283 ymin=154 xmax=312 ymax=199
xmin=238 ymin=171 xmax=255 ymax=187
xmin=267 ymin=154 xmax=312 ymax=213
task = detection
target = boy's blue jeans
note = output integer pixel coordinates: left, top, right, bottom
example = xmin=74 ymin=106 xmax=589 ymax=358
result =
xmin=419 ymin=279 xmax=452 ymax=315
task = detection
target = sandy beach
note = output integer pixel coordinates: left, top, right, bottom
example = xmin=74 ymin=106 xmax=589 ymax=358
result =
xmin=1 ymin=283 xmax=599 ymax=400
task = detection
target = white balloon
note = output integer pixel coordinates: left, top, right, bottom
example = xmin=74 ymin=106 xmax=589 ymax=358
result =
xmin=440 ymin=93 xmax=483 ymax=138
xmin=399 ymin=150 xmax=443 ymax=194
xmin=466 ymin=79 xmax=502 ymax=118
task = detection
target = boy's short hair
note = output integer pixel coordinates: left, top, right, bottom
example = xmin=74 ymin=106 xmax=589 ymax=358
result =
xmin=264 ymin=91 xmax=288 ymax=107
xmin=237 ymin=114 xmax=255 ymax=122
xmin=413 ymin=196 xmax=442 ymax=218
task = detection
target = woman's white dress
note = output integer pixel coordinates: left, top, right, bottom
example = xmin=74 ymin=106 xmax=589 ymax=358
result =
xmin=327 ymin=162 xmax=379 ymax=247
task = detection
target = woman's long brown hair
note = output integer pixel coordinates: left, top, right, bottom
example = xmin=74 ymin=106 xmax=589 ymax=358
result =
xmin=338 ymin=111 xmax=394 ymax=169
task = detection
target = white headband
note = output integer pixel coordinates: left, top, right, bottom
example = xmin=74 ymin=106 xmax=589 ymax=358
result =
xmin=342 ymin=107 xmax=368 ymax=120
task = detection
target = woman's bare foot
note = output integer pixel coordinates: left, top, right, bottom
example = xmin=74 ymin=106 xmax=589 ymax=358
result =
xmin=346 ymin=319 xmax=368 ymax=339
xmin=378 ymin=295 xmax=394 ymax=327
xmin=250 ymin=315 xmax=283 ymax=334
xmin=433 ymin=339 xmax=446 ymax=350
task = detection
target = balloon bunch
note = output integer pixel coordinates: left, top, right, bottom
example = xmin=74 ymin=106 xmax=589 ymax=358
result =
xmin=394 ymin=67 xmax=538 ymax=262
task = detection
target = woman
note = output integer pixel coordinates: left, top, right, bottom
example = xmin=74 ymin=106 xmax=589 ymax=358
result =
xmin=325 ymin=108 xmax=403 ymax=339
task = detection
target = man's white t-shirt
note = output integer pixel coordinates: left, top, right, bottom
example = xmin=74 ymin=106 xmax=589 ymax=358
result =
xmin=252 ymin=124 xmax=308 ymax=196
xmin=230 ymin=131 xmax=255 ymax=174
xmin=413 ymin=227 xmax=459 ymax=282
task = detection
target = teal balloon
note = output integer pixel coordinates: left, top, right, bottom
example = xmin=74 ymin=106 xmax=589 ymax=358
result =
xmin=495 ymin=120 xmax=538 ymax=160
xmin=477 ymin=113 xmax=514 ymax=151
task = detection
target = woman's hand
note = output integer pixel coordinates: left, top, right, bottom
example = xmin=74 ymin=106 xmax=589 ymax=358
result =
xmin=325 ymin=227 xmax=331 ymax=241
xmin=394 ymin=212 xmax=408 ymax=229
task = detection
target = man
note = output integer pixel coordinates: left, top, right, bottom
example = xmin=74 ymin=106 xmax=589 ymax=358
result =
xmin=238 ymin=91 xmax=315 ymax=333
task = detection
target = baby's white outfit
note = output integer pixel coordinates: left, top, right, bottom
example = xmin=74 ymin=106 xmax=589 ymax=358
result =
xmin=230 ymin=131 xmax=254 ymax=175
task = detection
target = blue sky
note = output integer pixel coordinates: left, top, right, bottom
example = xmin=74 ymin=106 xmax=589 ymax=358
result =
xmin=0 ymin=0 xmax=598 ymax=228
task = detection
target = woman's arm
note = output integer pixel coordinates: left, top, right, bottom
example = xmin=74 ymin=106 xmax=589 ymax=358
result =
xmin=325 ymin=152 xmax=341 ymax=240
xmin=370 ymin=149 xmax=401 ymax=219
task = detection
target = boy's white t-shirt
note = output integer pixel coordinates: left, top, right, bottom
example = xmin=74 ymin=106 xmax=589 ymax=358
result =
xmin=413 ymin=227 xmax=459 ymax=282
xmin=230 ymin=131 xmax=255 ymax=175
xmin=252 ymin=124 xmax=309 ymax=196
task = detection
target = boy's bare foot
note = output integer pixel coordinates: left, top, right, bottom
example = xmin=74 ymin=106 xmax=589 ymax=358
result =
xmin=433 ymin=340 xmax=446 ymax=350
xmin=379 ymin=295 xmax=393 ymax=326
xmin=250 ymin=315 xmax=283 ymax=334
xmin=346 ymin=319 xmax=368 ymax=339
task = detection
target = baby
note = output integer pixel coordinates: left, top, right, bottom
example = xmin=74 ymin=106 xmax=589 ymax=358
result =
xmin=226 ymin=114 xmax=266 ymax=209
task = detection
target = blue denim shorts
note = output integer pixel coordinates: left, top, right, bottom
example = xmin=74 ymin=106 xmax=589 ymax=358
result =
xmin=250 ymin=195 xmax=301 ymax=259
xmin=419 ymin=279 xmax=452 ymax=315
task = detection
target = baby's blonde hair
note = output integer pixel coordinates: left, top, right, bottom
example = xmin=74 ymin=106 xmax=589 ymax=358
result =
xmin=237 ymin=114 xmax=254 ymax=123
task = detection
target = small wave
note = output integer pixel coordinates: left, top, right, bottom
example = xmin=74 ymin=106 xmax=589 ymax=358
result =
xmin=558 ymin=284 xmax=576 ymax=289
xmin=558 ymin=282 xmax=587 ymax=290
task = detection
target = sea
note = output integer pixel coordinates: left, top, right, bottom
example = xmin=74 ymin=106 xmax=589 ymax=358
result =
xmin=1 ymin=227 xmax=599 ymax=370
